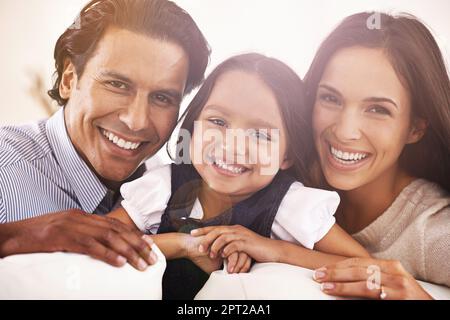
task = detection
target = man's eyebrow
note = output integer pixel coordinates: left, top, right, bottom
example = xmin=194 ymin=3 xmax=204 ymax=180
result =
xmin=363 ymin=97 xmax=398 ymax=109
xmin=99 ymin=70 xmax=133 ymax=84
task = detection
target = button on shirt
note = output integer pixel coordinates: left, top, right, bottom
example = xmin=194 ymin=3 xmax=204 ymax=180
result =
xmin=0 ymin=108 xmax=141 ymax=223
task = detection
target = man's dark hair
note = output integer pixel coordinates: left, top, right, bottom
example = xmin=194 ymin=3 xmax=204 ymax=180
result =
xmin=48 ymin=0 xmax=210 ymax=105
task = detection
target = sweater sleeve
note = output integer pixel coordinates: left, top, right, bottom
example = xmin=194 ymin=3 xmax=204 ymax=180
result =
xmin=424 ymin=206 xmax=450 ymax=287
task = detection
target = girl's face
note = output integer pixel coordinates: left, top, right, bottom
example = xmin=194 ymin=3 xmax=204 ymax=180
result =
xmin=313 ymin=46 xmax=425 ymax=191
xmin=190 ymin=70 xmax=292 ymax=199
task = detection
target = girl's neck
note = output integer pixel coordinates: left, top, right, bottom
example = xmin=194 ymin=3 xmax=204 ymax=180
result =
xmin=198 ymin=182 xmax=252 ymax=220
xmin=336 ymin=165 xmax=415 ymax=235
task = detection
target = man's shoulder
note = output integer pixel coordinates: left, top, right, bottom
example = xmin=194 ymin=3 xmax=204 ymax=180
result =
xmin=0 ymin=119 xmax=52 ymax=168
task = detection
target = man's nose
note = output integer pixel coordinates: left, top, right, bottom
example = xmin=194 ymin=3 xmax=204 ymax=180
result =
xmin=333 ymin=108 xmax=362 ymax=141
xmin=118 ymin=92 xmax=153 ymax=132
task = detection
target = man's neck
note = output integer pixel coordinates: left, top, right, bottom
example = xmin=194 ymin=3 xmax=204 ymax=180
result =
xmin=336 ymin=165 xmax=415 ymax=235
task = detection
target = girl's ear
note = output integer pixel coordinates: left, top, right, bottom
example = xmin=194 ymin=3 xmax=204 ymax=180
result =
xmin=280 ymin=157 xmax=294 ymax=170
xmin=406 ymin=117 xmax=428 ymax=144
xmin=59 ymin=59 xmax=78 ymax=100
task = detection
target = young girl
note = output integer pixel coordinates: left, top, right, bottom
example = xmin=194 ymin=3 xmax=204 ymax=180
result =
xmin=109 ymin=53 xmax=369 ymax=299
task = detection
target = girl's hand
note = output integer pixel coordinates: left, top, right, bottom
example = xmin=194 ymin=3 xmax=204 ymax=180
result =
xmin=191 ymin=225 xmax=279 ymax=263
xmin=226 ymin=251 xmax=252 ymax=274
xmin=313 ymin=258 xmax=433 ymax=300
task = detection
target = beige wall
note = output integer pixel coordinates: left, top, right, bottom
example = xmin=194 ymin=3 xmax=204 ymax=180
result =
xmin=1 ymin=0 xmax=449 ymax=125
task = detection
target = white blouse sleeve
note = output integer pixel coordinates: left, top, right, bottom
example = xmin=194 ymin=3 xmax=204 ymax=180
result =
xmin=120 ymin=164 xmax=172 ymax=234
xmin=270 ymin=182 xmax=339 ymax=249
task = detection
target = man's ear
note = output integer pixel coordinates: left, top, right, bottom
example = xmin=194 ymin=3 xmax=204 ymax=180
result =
xmin=406 ymin=117 xmax=428 ymax=144
xmin=59 ymin=59 xmax=78 ymax=100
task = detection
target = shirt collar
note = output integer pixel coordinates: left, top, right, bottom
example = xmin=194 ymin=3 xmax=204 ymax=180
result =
xmin=46 ymin=107 xmax=107 ymax=213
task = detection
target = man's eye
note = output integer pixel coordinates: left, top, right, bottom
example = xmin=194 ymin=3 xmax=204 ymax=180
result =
xmin=152 ymin=93 xmax=174 ymax=106
xmin=107 ymin=80 xmax=128 ymax=90
xmin=367 ymin=105 xmax=391 ymax=116
xmin=208 ymin=118 xmax=226 ymax=127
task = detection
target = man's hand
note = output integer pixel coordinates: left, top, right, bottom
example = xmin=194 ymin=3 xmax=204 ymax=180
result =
xmin=0 ymin=209 xmax=158 ymax=271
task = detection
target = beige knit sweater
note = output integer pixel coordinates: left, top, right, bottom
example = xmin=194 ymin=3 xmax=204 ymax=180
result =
xmin=353 ymin=179 xmax=450 ymax=287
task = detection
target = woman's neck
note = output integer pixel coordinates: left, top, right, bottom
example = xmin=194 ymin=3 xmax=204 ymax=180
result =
xmin=336 ymin=165 xmax=415 ymax=235
xmin=198 ymin=182 xmax=252 ymax=220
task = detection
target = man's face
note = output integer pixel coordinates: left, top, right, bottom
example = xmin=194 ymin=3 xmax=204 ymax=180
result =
xmin=61 ymin=27 xmax=189 ymax=188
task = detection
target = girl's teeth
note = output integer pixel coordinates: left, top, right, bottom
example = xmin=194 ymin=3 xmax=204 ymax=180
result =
xmin=214 ymin=158 xmax=246 ymax=174
xmin=102 ymin=130 xmax=141 ymax=150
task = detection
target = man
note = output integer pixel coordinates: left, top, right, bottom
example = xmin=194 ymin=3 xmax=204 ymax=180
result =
xmin=0 ymin=0 xmax=210 ymax=271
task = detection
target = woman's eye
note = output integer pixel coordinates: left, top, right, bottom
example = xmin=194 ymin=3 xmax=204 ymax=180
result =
xmin=208 ymin=118 xmax=226 ymax=127
xmin=319 ymin=93 xmax=341 ymax=105
xmin=107 ymin=80 xmax=128 ymax=90
xmin=367 ymin=105 xmax=391 ymax=116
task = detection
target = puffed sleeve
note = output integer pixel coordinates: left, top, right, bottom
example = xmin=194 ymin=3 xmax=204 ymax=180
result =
xmin=120 ymin=164 xmax=172 ymax=234
xmin=271 ymin=182 xmax=339 ymax=249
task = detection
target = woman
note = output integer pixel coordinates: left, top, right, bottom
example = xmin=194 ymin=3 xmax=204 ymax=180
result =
xmin=305 ymin=12 xmax=450 ymax=299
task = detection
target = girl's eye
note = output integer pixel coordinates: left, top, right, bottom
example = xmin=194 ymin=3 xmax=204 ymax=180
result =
xmin=208 ymin=118 xmax=226 ymax=127
xmin=367 ymin=105 xmax=391 ymax=116
xmin=319 ymin=93 xmax=341 ymax=106
xmin=252 ymin=130 xmax=271 ymax=141
xmin=107 ymin=80 xmax=128 ymax=90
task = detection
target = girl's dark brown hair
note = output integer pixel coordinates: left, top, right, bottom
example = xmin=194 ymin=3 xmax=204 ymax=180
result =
xmin=304 ymin=12 xmax=450 ymax=192
xmin=48 ymin=0 xmax=210 ymax=105
xmin=171 ymin=53 xmax=312 ymax=183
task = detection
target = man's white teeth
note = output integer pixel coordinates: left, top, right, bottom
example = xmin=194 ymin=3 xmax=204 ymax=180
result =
xmin=330 ymin=146 xmax=368 ymax=163
xmin=102 ymin=130 xmax=141 ymax=150
xmin=214 ymin=158 xmax=246 ymax=174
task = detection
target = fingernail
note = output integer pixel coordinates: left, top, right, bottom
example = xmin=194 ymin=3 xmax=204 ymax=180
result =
xmin=198 ymin=245 xmax=204 ymax=253
xmin=116 ymin=255 xmax=127 ymax=265
xmin=313 ymin=267 xmax=327 ymax=280
xmin=149 ymin=251 xmax=158 ymax=264
xmin=191 ymin=229 xmax=198 ymax=235
xmin=210 ymin=252 xmax=215 ymax=259
xmin=321 ymin=283 xmax=335 ymax=291
xmin=137 ymin=258 xmax=148 ymax=271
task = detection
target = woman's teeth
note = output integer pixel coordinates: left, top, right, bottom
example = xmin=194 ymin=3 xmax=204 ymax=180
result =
xmin=102 ymin=129 xmax=141 ymax=150
xmin=213 ymin=158 xmax=247 ymax=174
xmin=330 ymin=146 xmax=368 ymax=164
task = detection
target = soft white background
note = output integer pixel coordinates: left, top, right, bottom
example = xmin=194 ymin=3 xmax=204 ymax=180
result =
xmin=1 ymin=0 xmax=449 ymax=125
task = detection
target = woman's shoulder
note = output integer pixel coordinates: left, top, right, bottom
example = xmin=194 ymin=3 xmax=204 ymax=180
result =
xmin=399 ymin=179 xmax=450 ymax=214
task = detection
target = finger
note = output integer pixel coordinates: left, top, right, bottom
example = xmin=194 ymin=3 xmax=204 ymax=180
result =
xmin=190 ymin=226 xmax=221 ymax=237
xmin=324 ymin=258 xmax=405 ymax=276
xmin=227 ymin=252 xmax=238 ymax=273
xmin=234 ymin=252 xmax=249 ymax=273
xmin=82 ymin=227 xmax=149 ymax=271
xmin=210 ymin=234 xmax=240 ymax=258
xmin=222 ymin=241 xmax=245 ymax=257
xmin=313 ymin=266 xmax=396 ymax=284
xmin=320 ymin=281 xmax=383 ymax=299
xmin=68 ymin=234 xmax=127 ymax=268
xmin=241 ymin=256 xmax=252 ymax=273
xmin=198 ymin=228 xmax=232 ymax=254
xmin=119 ymin=231 xmax=157 ymax=265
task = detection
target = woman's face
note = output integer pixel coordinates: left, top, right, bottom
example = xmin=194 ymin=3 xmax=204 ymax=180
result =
xmin=190 ymin=70 xmax=291 ymax=199
xmin=313 ymin=46 xmax=423 ymax=191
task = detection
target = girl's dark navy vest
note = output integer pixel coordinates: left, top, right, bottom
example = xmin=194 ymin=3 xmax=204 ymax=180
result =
xmin=157 ymin=163 xmax=296 ymax=300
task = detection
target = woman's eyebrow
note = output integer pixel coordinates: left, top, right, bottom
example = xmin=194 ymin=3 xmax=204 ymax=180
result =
xmin=363 ymin=97 xmax=398 ymax=109
xmin=318 ymin=84 xmax=343 ymax=97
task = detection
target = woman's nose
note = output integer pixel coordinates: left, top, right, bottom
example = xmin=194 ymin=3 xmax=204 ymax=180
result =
xmin=333 ymin=108 xmax=362 ymax=141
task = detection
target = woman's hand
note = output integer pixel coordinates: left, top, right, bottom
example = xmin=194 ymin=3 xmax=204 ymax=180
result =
xmin=313 ymin=257 xmax=433 ymax=300
xmin=191 ymin=225 xmax=279 ymax=263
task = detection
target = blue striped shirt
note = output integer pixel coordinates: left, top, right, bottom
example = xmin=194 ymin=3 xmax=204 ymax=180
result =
xmin=0 ymin=108 xmax=142 ymax=223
